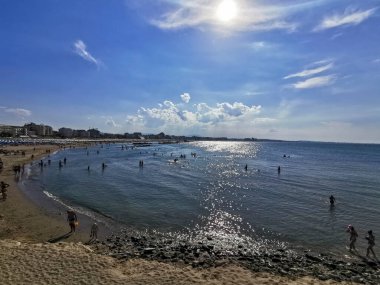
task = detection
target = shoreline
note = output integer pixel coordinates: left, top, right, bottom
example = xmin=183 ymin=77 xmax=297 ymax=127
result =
xmin=1 ymin=144 xmax=379 ymax=284
xmin=95 ymin=229 xmax=379 ymax=284
xmin=0 ymin=144 xmax=97 ymax=243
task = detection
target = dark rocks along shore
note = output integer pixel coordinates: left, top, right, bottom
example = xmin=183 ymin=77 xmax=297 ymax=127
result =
xmin=92 ymin=231 xmax=380 ymax=284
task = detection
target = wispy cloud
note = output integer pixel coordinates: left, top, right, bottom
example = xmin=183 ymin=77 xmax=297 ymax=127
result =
xmin=148 ymin=0 xmax=323 ymax=32
xmin=73 ymin=40 xmax=101 ymax=68
xmin=373 ymin=58 xmax=380 ymax=64
xmin=1 ymin=107 xmax=32 ymax=117
xmin=292 ymin=75 xmax=336 ymax=89
xmin=284 ymin=61 xmax=334 ymax=79
xmin=101 ymin=116 xmax=121 ymax=128
xmin=330 ymin=32 xmax=343 ymax=40
xmin=248 ymin=41 xmax=276 ymax=51
xmin=314 ymin=7 xmax=377 ymax=31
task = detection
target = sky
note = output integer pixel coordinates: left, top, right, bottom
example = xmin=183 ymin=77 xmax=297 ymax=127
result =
xmin=0 ymin=0 xmax=379 ymax=143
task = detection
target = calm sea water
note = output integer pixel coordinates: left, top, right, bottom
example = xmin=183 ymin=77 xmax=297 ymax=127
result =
xmin=21 ymin=141 xmax=380 ymax=255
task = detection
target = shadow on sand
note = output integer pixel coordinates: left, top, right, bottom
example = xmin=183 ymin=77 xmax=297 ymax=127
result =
xmin=84 ymin=237 xmax=98 ymax=245
xmin=48 ymin=232 xmax=73 ymax=243
xmin=351 ymin=251 xmax=379 ymax=268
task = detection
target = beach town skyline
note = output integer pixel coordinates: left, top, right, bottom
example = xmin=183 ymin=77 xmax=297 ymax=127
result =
xmin=1 ymin=121 xmax=380 ymax=145
xmin=1 ymin=1 xmax=380 ymax=143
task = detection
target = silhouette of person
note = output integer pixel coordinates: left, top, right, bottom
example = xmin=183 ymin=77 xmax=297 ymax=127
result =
xmin=67 ymin=210 xmax=78 ymax=233
xmin=366 ymin=230 xmax=376 ymax=258
xmin=329 ymin=195 xmax=336 ymax=206
xmin=347 ymin=225 xmax=358 ymax=252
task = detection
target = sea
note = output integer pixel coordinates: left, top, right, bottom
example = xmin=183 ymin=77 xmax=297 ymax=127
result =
xmin=19 ymin=141 xmax=380 ymax=256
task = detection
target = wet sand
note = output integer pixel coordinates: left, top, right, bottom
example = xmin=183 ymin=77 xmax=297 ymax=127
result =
xmin=0 ymin=144 xmax=363 ymax=284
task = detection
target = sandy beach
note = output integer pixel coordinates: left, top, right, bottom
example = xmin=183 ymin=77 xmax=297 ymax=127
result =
xmin=0 ymin=144 xmax=367 ymax=284
xmin=0 ymin=239 xmax=360 ymax=285
xmin=0 ymin=144 xmax=90 ymax=243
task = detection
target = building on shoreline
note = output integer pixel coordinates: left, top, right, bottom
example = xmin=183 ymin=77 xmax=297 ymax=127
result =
xmin=1 ymin=122 xmax=261 ymax=142
xmin=24 ymin=123 xmax=53 ymax=137
xmin=0 ymin=124 xmax=28 ymax=137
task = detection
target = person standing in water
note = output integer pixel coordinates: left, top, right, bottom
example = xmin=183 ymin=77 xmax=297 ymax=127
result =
xmin=347 ymin=225 xmax=358 ymax=252
xmin=365 ymin=230 xmax=376 ymax=258
xmin=329 ymin=195 xmax=336 ymax=206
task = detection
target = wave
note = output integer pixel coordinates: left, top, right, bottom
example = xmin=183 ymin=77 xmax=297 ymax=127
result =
xmin=42 ymin=190 xmax=113 ymax=221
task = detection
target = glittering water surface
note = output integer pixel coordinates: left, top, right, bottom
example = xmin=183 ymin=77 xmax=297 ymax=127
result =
xmin=22 ymin=141 xmax=380 ymax=255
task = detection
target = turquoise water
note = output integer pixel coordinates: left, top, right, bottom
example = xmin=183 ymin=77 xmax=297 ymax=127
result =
xmin=22 ymin=141 xmax=380 ymax=255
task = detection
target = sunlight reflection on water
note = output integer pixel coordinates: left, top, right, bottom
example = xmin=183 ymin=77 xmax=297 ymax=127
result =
xmin=190 ymin=141 xmax=260 ymax=157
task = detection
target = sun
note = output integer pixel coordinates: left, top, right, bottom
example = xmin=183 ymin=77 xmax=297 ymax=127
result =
xmin=216 ymin=0 xmax=238 ymax=22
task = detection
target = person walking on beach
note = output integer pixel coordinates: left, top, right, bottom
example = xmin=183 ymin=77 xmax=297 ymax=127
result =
xmin=67 ymin=210 xmax=78 ymax=233
xmin=365 ymin=230 xmax=376 ymax=258
xmin=90 ymin=223 xmax=99 ymax=240
xmin=1 ymin=181 xmax=10 ymax=201
xmin=347 ymin=225 xmax=358 ymax=252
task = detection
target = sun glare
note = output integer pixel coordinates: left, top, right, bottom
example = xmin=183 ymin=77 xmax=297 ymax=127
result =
xmin=216 ymin=0 xmax=238 ymax=22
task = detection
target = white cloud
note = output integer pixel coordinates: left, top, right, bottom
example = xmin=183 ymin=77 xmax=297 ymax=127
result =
xmin=73 ymin=40 xmax=101 ymax=68
xmin=3 ymin=108 xmax=32 ymax=117
xmin=105 ymin=119 xmax=121 ymax=128
xmin=126 ymin=99 xmax=262 ymax=134
xmin=100 ymin=116 xmax=121 ymax=128
xmin=314 ymin=7 xmax=377 ymax=31
xmin=284 ymin=62 xmax=334 ymax=79
xmin=292 ymin=75 xmax=336 ymax=89
xmin=180 ymin=93 xmax=191 ymax=103
xmin=373 ymin=58 xmax=380 ymax=64
xmin=148 ymin=0 xmax=310 ymax=32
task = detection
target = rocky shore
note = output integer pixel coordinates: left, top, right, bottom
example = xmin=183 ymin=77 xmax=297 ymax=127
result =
xmin=95 ymin=230 xmax=380 ymax=284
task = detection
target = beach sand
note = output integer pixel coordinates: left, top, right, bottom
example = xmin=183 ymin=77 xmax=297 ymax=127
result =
xmin=0 ymin=144 xmax=90 ymax=243
xmin=0 ymin=144 xmax=360 ymax=284
xmin=0 ymin=239 xmax=358 ymax=285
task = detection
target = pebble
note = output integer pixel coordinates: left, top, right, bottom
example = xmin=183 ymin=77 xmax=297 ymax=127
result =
xmin=94 ymin=232 xmax=380 ymax=284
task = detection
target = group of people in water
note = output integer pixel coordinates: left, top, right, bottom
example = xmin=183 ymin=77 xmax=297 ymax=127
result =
xmin=2 ymin=144 xmax=377 ymax=261
xmin=328 ymin=195 xmax=376 ymax=258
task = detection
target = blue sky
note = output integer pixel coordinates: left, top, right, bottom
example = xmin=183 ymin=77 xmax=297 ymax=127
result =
xmin=0 ymin=0 xmax=379 ymax=143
